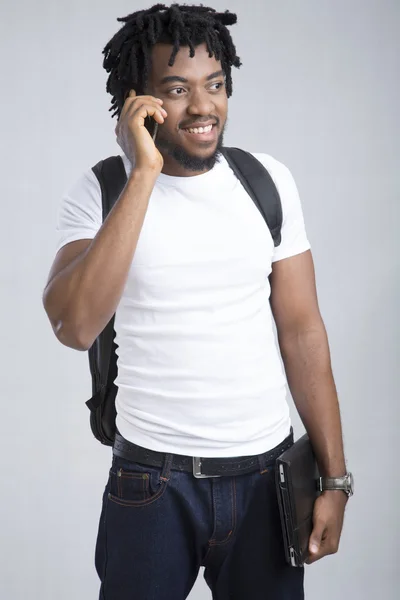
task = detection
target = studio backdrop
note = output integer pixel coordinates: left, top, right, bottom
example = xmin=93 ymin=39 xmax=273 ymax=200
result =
xmin=0 ymin=1 xmax=398 ymax=599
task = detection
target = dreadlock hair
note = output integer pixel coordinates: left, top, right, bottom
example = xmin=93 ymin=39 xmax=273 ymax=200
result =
xmin=102 ymin=3 xmax=242 ymax=119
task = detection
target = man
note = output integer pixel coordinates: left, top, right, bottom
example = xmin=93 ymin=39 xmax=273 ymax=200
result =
xmin=43 ymin=4 xmax=350 ymax=599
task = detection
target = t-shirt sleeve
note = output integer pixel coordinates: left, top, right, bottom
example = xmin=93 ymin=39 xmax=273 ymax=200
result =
xmin=55 ymin=168 xmax=102 ymax=254
xmin=253 ymin=153 xmax=311 ymax=263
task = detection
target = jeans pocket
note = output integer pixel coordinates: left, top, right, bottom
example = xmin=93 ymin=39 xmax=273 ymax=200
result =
xmin=108 ymin=455 xmax=168 ymax=507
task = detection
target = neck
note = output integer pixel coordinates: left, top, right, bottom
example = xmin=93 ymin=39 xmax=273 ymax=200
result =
xmin=161 ymin=156 xmax=212 ymax=177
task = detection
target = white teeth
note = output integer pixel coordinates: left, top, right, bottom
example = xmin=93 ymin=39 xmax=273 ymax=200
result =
xmin=185 ymin=124 xmax=213 ymax=134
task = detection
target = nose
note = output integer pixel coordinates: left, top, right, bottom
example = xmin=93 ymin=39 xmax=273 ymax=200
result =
xmin=187 ymin=87 xmax=215 ymax=117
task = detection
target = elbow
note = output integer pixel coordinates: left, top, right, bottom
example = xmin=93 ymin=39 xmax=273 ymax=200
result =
xmin=43 ymin=305 xmax=93 ymax=352
xmin=42 ymin=289 xmax=96 ymax=352
xmin=55 ymin=321 xmax=93 ymax=351
xmin=43 ymin=289 xmax=94 ymax=351
xmin=277 ymin=317 xmax=326 ymax=347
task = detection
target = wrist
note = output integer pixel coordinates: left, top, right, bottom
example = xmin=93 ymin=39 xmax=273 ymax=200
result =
xmin=321 ymin=469 xmax=347 ymax=478
xmin=321 ymin=489 xmax=349 ymax=503
xmin=130 ymin=166 xmax=160 ymax=183
xmin=318 ymin=461 xmax=347 ymax=479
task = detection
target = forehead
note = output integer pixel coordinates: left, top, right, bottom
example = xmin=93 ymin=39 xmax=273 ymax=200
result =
xmin=150 ymin=42 xmax=223 ymax=83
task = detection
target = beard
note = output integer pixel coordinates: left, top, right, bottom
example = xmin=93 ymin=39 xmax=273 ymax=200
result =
xmin=155 ymin=123 xmax=226 ymax=172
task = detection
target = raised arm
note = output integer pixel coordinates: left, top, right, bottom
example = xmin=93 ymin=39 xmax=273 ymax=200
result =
xmin=43 ymin=91 xmax=167 ymax=350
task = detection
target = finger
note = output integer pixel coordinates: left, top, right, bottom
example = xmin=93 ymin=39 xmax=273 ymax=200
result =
xmin=309 ymin=521 xmax=326 ymax=557
xmin=305 ymin=549 xmax=325 ymax=565
xmin=324 ymin=535 xmax=340 ymax=556
xmin=305 ymin=535 xmax=339 ymax=565
xmin=121 ymin=97 xmax=166 ymax=125
xmin=306 ymin=538 xmax=328 ymax=564
xmin=117 ymin=93 xmax=160 ymax=128
xmin=125 ymin=93 xmax=163 ymax=106
xmin=131 ymin=102 xmax=167 ymax=125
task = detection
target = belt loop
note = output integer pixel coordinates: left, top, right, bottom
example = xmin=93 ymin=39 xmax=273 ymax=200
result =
xmin=258 ymin=453 xmax=269 ymax=475
xmin=160 ymin=453 xmax=173 ymax=481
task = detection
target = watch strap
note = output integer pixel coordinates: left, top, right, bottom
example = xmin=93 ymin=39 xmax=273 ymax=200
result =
xmin=320 ymin=476 xmax=348 ymax=490
xmin=319 ymin=473 xmax=353 ymax=497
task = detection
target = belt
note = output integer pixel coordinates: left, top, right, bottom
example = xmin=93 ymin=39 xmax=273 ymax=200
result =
xmin=113 ymin=430 xmax=294 ymax=478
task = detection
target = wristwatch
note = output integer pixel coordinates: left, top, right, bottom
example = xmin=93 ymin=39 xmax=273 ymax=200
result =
xmin=318 ymin=472 xmax=354 ymax=498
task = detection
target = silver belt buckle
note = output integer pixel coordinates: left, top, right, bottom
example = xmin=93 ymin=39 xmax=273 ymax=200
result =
xmin=192 ymin=457 xmax=221 ymax=479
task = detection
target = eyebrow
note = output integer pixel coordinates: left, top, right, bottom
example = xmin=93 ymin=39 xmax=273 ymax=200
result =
xmin=159 ymin=69 xmax=225 ymax=85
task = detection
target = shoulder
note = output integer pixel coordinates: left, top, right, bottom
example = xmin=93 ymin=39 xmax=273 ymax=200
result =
xmin=247 ymin=153 xmax=311 ymax=260
xmin=65 ymin=165 xmax=101 ymax=199
xmin=55 ymin=161 xmax=108 ymax=253
xmin=62 ymin=153 xmax=130 ymax=207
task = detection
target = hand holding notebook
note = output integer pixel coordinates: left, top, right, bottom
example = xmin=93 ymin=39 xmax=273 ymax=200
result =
xmin=275 ymin=434 xmax=352 ymax=567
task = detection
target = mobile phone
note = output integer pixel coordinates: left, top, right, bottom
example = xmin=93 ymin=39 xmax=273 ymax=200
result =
xmin=144 ymin=115 xmax=159 ymax=142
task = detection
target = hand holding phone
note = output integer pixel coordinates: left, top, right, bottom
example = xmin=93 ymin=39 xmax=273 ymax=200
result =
xmin=115 ymin=90 xmax=166 ymax=173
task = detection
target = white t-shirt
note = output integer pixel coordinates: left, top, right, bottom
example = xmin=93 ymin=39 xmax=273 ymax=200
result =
xmin=56 ymin=152 xmax=310 ymax=457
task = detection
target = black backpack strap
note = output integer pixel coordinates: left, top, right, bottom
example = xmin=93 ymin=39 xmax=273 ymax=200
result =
xmin=91 ymin=154 xmax=128 ymax=388
xmin=92 ymin=155 xmax=128 ymax=219
xmin=85 ymin=156 xmax=128 ymax=445
xmin=221 ymin=147 xmax=283 ymax=247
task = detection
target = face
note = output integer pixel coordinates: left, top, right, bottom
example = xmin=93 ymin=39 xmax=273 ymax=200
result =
xmin=146 ymin=42 xmax=228 ymax=176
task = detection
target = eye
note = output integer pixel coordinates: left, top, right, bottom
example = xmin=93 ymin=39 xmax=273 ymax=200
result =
xmin=169 ymin=87 xmax=186 ymax=96
xmin=209 ymin=82 xmax=225 ymax=92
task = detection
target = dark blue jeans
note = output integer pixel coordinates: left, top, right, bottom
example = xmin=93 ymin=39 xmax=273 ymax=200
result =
xmin=95 ymin=432 xmax=304 ymax=599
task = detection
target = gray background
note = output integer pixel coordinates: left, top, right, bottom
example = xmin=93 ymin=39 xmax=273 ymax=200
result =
xmin=1 ymin=0 xmax=398 ymax=598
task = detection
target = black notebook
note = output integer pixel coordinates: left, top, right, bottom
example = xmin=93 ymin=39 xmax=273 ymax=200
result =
xmin=275 ymin=434 xmax=320 ymax=567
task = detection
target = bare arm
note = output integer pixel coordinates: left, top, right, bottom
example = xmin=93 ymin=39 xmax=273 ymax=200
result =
xmin=270 ymin=249 xmax=349 ymax=562
xmin=43 ymin=90 xmax=168 ymax=351
xmin=43 ymin=169 xmax=157 ymax=350
xmin=269 ymin=250 xmax=346 ymax=478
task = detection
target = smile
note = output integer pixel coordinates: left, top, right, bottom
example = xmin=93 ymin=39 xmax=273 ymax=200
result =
xmin=184 ymin=124 xmax=213 ymax=134
xmin=181 ymin=124 xmax=217 ymax=142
